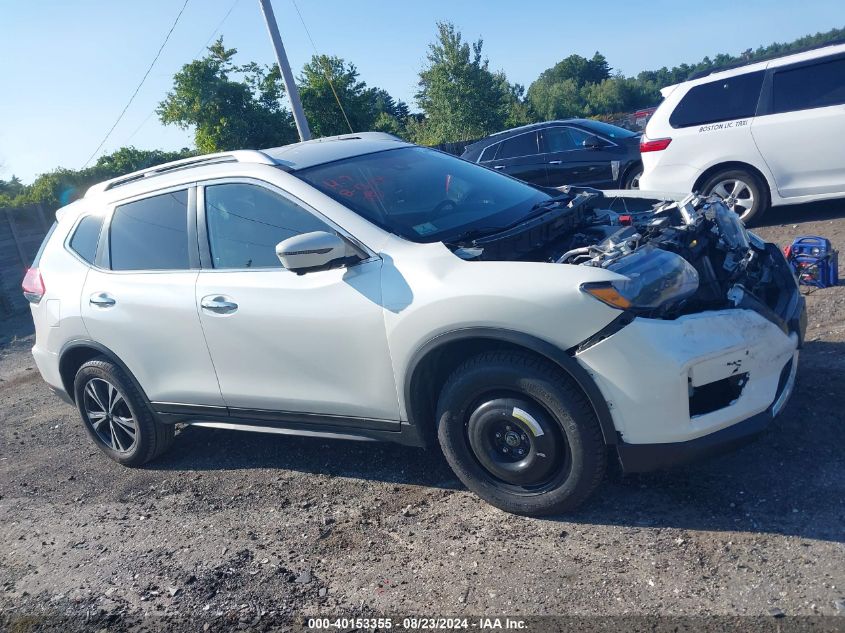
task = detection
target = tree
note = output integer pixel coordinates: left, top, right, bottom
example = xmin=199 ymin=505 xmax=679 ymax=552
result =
xmin=414 ymin=22 xmax=523 ymax=144
xmin=527 ymin=52 xmax=613 ymax=119
xmin=158 ymin=38 xmax=298 ymax=153
xmin=93 ymin=146 xmax=194 ymax=175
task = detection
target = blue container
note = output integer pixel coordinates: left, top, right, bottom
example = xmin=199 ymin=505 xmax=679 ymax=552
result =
xmin=787 ymin=236 xmax=839 ymax=289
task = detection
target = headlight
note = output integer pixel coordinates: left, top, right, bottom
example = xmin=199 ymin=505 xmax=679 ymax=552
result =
xmin=711 ymin=202 xmax=750 ymax=250
xmin=581 ymin=245 xmax=699 ymax=311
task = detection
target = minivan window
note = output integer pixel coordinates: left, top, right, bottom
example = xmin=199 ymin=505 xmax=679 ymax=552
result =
xmin=109 ymin=190 xmax=189 ymax=271
xmin=772 ymin=56 xmax=845 ymax=114
xmin=670 ymin=70 xmax=765 ymax=128
xmin=69 ymin=215 xmax=103 ymax=264
xmin=497 ymin=132 xmax=539 ymax=159
xmin=205 ymin=183 xmax=333 ymax=269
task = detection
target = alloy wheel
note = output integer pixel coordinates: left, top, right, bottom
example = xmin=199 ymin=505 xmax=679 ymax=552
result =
xmin=710 ymin=178 xmax=755 ymax=219
xmin=82 ymin=378 xmax=137 ymax=453
xmin=629 ymin=170 xmax=642 ymax=189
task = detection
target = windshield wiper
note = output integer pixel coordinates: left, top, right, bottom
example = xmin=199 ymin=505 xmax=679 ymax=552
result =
xmin=512 ymin=198 xmax=567 ymax=225
xmin=445 ymin=197 xmax=571 ymax=245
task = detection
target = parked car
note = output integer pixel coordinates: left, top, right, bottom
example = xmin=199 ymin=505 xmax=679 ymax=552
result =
xmin=24 ymin=133 xmax=805 ymax=516
xmin=640 ymin=42 xmax=845 ymax=224
xmin=461 ymin=119 xmax=643 ymax=190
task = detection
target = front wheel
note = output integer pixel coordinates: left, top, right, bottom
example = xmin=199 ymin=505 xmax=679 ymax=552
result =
xmin=701 ymin=168 xmax=769 ymax=225
xmin=436 ymin=351 xmax=606 ymax=516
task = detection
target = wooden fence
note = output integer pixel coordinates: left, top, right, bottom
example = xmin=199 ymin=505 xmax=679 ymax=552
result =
xmin=0 ymin=205 xmax=51 ymax=317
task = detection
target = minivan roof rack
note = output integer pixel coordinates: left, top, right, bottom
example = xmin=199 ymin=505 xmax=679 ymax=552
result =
xmin=686 ymin=38 xmax=845 ymax=81
xmin=85 ymin=150 xmax=278 ymax=197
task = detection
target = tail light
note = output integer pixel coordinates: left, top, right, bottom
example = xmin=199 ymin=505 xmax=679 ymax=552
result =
xmin=640 ymin=137 xmax=672 ymax=152
xmin=22 ymin=268 xmax=45 ymax=304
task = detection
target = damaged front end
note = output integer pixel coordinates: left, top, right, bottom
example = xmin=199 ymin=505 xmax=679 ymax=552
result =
xmin=447 ymin=187 xmax=806 ymax=342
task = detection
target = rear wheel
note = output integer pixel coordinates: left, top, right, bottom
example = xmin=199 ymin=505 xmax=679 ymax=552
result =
xmin=436 ymin=351 xmax=606 ymax=516
xmin=73 ymin=357 xmax=174 ymax=467
xmin=701 ymin=168 xmax=769 ymax=225
xmin=624 ymin=164 xmax=643 ymax=189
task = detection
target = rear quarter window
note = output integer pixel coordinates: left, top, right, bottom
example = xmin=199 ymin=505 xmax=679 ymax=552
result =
xmin=669 ymin=70 xmax=764 ymax=128
xmin=68 ymin=215 xmax=104 ymax=264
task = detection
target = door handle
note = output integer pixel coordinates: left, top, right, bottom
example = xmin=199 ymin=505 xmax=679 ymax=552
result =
xmin=493 ymin=165 xmax=505 ymax=170
xmin=201 ymin=295 xmax=238 ymax=314
xmin=548 ymin=160 xmax=563 ymax=165
xmin=89 ymin=292 xmax=116 ymax=308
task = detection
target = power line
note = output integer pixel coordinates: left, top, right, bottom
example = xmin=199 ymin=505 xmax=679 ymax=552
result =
xmin=194 ymin=0 xmax=241 ymax=58
xmin=123 ymin=0 xmax=241 ymax=148
xmin=82 ymin=0 xmax=191 ymax=168
xmin=290 ymin=0 xmax=354 ymax=134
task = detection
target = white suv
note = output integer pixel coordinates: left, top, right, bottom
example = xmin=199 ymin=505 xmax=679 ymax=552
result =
xmin=24 ymin=133 xmax=805 ymax=515
xmin=640 ymin=43 xmax=845 ymax=224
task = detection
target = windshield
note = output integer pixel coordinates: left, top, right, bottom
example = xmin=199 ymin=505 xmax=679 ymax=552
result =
xmin=295 ymin=146 xmax=551 ymax=243
xmin=578 ymin=120 xmax=638 ymax=139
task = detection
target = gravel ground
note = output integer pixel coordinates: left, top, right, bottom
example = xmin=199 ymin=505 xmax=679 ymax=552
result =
xmin=0 ymin=201 xmax=843 ymax=632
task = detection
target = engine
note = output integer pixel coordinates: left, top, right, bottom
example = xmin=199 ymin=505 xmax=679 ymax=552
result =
xmin=452 ymin=188 xmax=798 ymax=322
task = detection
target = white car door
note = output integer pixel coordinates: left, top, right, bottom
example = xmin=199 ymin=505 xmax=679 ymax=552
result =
xmin=194 ymin=180 xmax=400 ymax=427
xmin=751 ymin=53 xmax=845 ymax=198
xmin=81 ymin=187 xmax=225 ymax=408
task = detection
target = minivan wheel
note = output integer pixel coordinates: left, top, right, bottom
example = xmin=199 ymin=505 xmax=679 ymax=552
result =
xmin=436 ymin=351 xmax=606 ymax=516
xmin=73 ymin=357 xmax=174 ymax=467
xmin=701 ymin=168 xmax=769 ymax=225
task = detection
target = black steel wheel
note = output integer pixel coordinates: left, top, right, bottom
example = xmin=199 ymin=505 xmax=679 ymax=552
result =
xmin=465 ymin=397 xmax=569 ymax=489
xmin=436 ymin=350 xmax=607 ymax=516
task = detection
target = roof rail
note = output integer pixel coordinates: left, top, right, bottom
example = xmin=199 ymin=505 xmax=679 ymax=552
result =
xmin=686 ymin=38 xmax=845 ymax=81
xmin=84 ymin=150 xmax=278 ymax=198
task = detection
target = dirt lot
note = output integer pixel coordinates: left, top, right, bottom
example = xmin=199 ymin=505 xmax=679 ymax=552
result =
xmin=0 ymin=201 xmax=843 ymax=632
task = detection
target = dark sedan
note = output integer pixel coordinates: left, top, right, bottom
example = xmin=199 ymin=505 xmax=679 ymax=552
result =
xmin=461 ymin=119 xmax=643 ymax=190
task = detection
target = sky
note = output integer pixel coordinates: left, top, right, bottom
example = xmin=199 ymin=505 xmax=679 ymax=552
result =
xmin=1 ymin=0 xmax=842 ymax=183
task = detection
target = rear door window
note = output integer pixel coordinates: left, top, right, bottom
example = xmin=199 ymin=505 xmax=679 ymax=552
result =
xmin=670 ymin=71 xmax=764 ymax=128
xmin=497 ymin=132 xmax=540 ymax=159
xmin=68 ymin=215 xmax=104 ymax=264
xmin=772 ymin=56 xmax=845 ymax=114
xmin=109 ymin=190 xmax=190 ymax=271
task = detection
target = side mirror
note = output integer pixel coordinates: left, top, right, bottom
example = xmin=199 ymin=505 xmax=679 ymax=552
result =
xmin=582 ymin=134 xmax=602 ymax=149
xmin=275 ymin=231 xmax=355 ymax=274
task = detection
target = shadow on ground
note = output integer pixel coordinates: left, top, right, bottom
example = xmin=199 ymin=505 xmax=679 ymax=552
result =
xmin=759 ymin=197 xmax=845 ymax=226
xmin=150 ymin=338 xmax=845 ymax=543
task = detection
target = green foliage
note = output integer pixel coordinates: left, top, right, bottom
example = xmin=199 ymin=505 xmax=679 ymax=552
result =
xmin=157 ymin=38 xmax=298 ymax=153
xmin=6 ymin=24 xmax=844 ymax=216
xmin=528 ymin=26 xmax=845 ymax=121
xmin=0 ymin=146 xmax=193 ymax=210
xmin=298 ymin=55 xmax=409 ymax=137
xmin=412 ymin=22 xmax=526 ymax=145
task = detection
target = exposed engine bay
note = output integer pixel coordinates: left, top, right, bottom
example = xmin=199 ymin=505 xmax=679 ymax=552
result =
xmin=448 ymin=187 xmax=804 ymax=330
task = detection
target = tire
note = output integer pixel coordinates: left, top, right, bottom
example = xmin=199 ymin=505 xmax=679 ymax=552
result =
xmin=73 ymin=357 xmax=175 ymax=467
xmin=436 ymin=350 xmax=606 ymax=516
xmin=701 ymin=168 xmax=769 ymax=225
xmin=623 ymin=164 xmax=643 ymax=190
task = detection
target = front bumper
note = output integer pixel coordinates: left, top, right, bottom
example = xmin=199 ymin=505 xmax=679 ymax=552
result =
xmin=615 ymin=349 xmax=798 ymax=472
xmin=574 ymin=303 xmax=802 ymax=471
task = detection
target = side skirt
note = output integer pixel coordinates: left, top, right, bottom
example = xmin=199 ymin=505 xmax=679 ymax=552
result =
xmin=151 ymin=403 xmax=426 ymax=447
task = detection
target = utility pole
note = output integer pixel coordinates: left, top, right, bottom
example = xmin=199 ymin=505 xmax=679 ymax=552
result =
xmin=258 ymin=0 xmax=311 ymax=141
